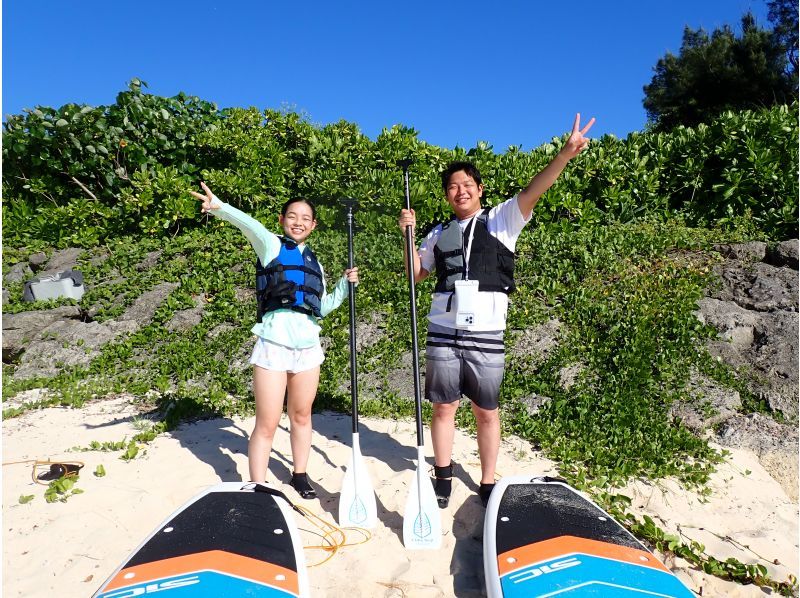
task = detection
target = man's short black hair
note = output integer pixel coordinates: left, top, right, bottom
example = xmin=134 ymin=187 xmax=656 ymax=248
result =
xmin=441 ymin=161 xmax=483 ymax=191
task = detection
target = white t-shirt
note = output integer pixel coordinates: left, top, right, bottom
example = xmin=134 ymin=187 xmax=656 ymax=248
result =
xmin=418 ymin=195 xmax=531 ymax=331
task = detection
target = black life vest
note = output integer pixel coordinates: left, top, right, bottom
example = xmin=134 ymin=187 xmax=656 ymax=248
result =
xmin=256 ymin=237 xmax=324 ymax=320
xmin=432 ymin=208 xmax=516 ymax=295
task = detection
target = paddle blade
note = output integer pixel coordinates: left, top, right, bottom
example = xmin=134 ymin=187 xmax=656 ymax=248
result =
xmin=402 ymin=447 xmax=442 ymax=549
xmin=338 ymin=433 xmax=377 ymax=528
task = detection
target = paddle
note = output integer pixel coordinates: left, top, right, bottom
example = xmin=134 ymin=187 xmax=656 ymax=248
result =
xmin=337 ymin=198 xmax=378 ymax=529
xmin=398 ymin=160 xmax=442 ymax=550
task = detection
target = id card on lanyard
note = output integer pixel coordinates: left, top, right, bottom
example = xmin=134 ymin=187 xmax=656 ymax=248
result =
xmin=454 ymin=215 xmax=481 ymax=329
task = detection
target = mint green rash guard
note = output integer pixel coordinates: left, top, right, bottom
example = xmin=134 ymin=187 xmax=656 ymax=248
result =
xmin=210 ymin=197 xmax=350 ymax=349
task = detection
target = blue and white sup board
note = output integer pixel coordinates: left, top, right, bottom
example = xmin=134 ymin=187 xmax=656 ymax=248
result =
xmin=93 ymin=482 xmax=310 ymax=598
xmin=483 ymin=476 xmax=694 ymax=597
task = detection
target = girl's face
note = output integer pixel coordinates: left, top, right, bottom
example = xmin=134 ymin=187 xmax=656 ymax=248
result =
xmin=279 ymin=201 xmax=317 ymax=243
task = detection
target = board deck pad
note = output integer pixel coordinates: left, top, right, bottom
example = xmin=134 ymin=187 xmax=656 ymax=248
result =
xmin=484 ymin=476 xmax=694 ymax=597
xmin=93 ymin=482 xmax=309 ymax=597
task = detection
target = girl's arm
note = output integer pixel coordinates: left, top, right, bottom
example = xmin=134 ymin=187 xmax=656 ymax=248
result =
xmin=190 ymin=181 xmax=279 ymax=263
xmin=319 ymin=267 xmax=358 ymax=317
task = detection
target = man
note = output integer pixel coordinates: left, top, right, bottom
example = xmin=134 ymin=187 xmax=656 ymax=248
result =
xmin=398 ymin=114 xmax=595 ymax=507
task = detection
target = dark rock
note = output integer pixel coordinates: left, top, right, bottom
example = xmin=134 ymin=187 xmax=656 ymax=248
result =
xmin=5 ymin=262 xmax=33 ymax=284
xmin=697 ymin=298 xmax=798 ymax=419
xmin=766 ymin=239 xmax=799 ymax=270
xmin=207 ymin=323 xmax=237 ymax=339
xmin=519 ymin=393 xmax=552 ymax=416
xmin=716 ymin=413 xmax=798 ymax=501
xmin=385 ymin=350 xmax=424 ymax=401
xmin=713 ymin=241 xmax=767 ymax=262
xmin=3 ymin=306 xmax=83 ymax=363
xmin=135 ymin=250 xmax=163 ymax=272
xmin=709 ymin=261 xmax=798 ymax=312
xmin=347 ymin=350 xmax=423 ymax=403
xmin=696 ymin=298 xmax=758 ymax=350
xmin=320 ymin=336 xmax=333 ymax=353
xmin=87 ymin=248 xmax=110 ymax=267
xmin=234 ymin=287 xmax=253 ymax=304
xmin=3 ymin=283 xmax=179 ymax=381
xmin=355 ymin=312 xmax=387 ymax=352
xmin=558 ymin=364 xmax=584 ymax=391
xmin=165 ymin=296 xmax=206 ymax=332
xmin=28 ymin=252 xmax=47 ymax=269
xmin=118 ymin=282 xmax=179 ymax=323
xmin=43 ymin=248 xmax=84 ymax=275
xmin=509 ymin=319 xmax=563 ymax=364
xmin=670 ymin=372 xmax=741 ymax=432
xmin=11 ymin=319 xmax=138 ymax=379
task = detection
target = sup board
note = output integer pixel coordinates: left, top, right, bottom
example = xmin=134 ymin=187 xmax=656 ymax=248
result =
xmin=93 ymin=482 xmax=310 ymax=598
xmin=483 ymin=476 xmax=695 ymax=597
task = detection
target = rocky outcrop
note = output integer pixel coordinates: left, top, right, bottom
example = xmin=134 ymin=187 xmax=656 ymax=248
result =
xmin=767 ymin=239 xmax=799 ymax=269
xmin=697 ymin=240 xmax=798 ymax=420
xmin=692 ymin=239 xmax=799 ymax=498
xmin=165 ymin=294 xmax=206 ymax=333
xmin=716 ymin=413 xmax=799 ymax=501
xmin=41 ymin=248 xmax=85 ymax=276
xmin=670 ymin=372 xmax=742 ymax=432
xmin=3 ymin=280 xmax=179 ymax=380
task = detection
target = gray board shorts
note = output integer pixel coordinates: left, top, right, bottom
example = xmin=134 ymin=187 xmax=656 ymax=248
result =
xmin=424 ymin=322 xmax=505 ymax=410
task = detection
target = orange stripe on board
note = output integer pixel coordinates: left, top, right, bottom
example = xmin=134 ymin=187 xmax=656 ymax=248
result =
xmin=102 ymin=550 xmax=299 ymax=594
xmin=497 ymin=535 xmax=670 ymax=576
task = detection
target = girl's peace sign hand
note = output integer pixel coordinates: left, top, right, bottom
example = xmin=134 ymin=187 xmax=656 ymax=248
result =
xmin=189 ymin=181 xmax=219 ymax=213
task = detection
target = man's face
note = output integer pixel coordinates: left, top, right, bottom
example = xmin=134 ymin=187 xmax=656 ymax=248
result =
xmin=445 ymin=170 xmax=483 ymax=220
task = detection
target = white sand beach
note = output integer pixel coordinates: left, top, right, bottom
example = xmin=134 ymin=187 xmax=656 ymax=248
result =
xmin=3 ymin=394 xmax=797 ymax=597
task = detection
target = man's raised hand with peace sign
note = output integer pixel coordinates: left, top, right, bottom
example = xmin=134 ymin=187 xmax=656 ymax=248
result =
xmin=561 ymin=113 xmax=596 ymax=158
xmin=518 ymin=113 xmax=596 ymax=219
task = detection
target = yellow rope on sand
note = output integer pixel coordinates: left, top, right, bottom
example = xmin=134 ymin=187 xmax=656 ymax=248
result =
xmin=294 ymin=504 xmax=371 ymax=567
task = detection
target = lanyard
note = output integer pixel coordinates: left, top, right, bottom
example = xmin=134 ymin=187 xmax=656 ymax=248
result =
xmin=463 ymin=214 xmax=479 ymax=280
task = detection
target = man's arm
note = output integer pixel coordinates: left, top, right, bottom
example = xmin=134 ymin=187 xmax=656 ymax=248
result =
xmin=518 ymin=113 xmax=595 ymax=220
xmin=398 ymin=208 xmax=430 ymax=282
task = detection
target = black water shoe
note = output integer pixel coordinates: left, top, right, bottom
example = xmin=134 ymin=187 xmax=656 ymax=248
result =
xmin=290 ymin=472 xmax=317 ymax=499
xmin=479 ymin=482 xmax=495 ymax=508
xmin=433 ymin=463 xmax=453 ymax=508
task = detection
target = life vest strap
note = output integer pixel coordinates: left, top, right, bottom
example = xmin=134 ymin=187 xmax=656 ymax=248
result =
xmin=261 ymin=264 xmax=322 ymax=279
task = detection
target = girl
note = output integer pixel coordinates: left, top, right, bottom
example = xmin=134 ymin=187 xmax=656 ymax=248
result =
xmin=191 ymin=182 xmax=358 ymax=498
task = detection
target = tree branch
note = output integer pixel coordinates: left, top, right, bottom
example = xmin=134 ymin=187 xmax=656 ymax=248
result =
xmin=69 ymin=175 xmax=98 ymax=201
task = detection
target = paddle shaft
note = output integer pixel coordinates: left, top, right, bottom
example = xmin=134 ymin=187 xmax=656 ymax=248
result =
xmin=400 ymin=161 xmax=424 ymax=446
xmin=345 ymin=204 xmax=359 ymax=434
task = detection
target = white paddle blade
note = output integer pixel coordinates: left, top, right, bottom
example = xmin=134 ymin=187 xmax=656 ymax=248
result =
xmin=402 ymin=446 xmax=442 ymax=549
xmin=338 ymin=433 xmax=377 ymax=528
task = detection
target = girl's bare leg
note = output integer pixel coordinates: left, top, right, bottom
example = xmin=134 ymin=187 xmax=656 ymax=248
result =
xmin=248 ymin=366 xmax=287 ymax=483
xmin=285 ymin=366 xmax=320 ymax=473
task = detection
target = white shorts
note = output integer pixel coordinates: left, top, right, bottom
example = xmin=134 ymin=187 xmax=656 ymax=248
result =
xmin=249 ymin=338 xmax=324 ymax=373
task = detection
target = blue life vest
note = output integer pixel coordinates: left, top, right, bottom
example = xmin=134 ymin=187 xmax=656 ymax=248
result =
xmin=256 ymin=237 xmax=323 ymax=320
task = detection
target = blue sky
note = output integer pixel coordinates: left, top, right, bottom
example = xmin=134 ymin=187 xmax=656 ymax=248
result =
xmin=3 ymin=0 xmax=771 ymax=151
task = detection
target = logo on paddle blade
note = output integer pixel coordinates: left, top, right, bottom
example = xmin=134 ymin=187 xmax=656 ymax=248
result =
xmin=349 ymin=497 xmax=367 ymax=524
xmin=413 ymin=511 xmax=432 ymax=538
